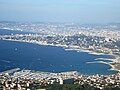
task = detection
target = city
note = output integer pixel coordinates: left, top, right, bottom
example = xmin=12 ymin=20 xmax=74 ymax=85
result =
xmin=0 ymin=22 xmax=120 ymax=90
xmin=0 ymin=0 xmax=120 ymax=90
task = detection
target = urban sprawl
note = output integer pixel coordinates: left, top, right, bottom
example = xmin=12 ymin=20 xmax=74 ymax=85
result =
xmin=0 ymin=22 xmax=120 ymax=90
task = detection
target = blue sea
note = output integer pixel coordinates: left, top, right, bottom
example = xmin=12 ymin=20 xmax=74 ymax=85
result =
xmin=0 ymin=29 xmax=117 ymax=75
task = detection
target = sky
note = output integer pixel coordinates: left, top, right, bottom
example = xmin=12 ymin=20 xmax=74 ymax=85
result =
xmin=0 ymin=0 xmax=120 ymax=24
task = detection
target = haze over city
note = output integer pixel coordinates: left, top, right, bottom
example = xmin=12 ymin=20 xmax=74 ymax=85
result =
xmin=1 ymin=0 xmax=120 ymax=90
xmin=0 ymin=0 xmax=120 ymax=23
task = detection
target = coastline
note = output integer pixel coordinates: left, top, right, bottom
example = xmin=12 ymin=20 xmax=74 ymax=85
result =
xmin=1 ymin=39 xmax=120 ymax=74
xmin=65 ymin=47 xmax=120 ymax=73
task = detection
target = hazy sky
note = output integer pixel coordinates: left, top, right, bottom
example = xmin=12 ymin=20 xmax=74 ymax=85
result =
xmin=0 ymin=0 xmax=120 ymax=23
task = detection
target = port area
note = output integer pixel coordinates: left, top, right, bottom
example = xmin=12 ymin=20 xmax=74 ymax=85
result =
xmin=0 ymin=68 xmax=79 ymax=80
xmin=0 ymin=68 xmax=20 ymax=75
xmin=0 ymin=68 xmax=120 ymax=90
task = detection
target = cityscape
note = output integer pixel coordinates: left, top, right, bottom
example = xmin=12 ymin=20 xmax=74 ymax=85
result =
xmin=0 ymin=22 xmax=120 ymax=90
xmin=0 ymin=0 xmax=120 ymax=90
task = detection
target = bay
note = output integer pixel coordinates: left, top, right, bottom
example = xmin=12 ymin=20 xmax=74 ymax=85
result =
xmin=0 ymin=40 xmax=117 ymax=75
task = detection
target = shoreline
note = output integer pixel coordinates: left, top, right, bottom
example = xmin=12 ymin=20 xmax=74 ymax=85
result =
xmin=86 ymin=61 xmax=120 ymax=73
xmin=0 ymin=39 xmax=120 ymax=74
xmin=65 ymin=47 xmax=120 ymax=73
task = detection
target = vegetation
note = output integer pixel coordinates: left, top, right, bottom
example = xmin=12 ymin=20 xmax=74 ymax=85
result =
xmin=115 ymin=64 xmax=120 ymax=70
xmin=31 ymin=84 xmax=120 ymax=90
xmin=46 ymin=84 xmax=95 ymax=90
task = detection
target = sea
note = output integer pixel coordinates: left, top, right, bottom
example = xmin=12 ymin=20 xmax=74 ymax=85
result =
xmin=0 ymin=29 xmax=118 ymax=75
